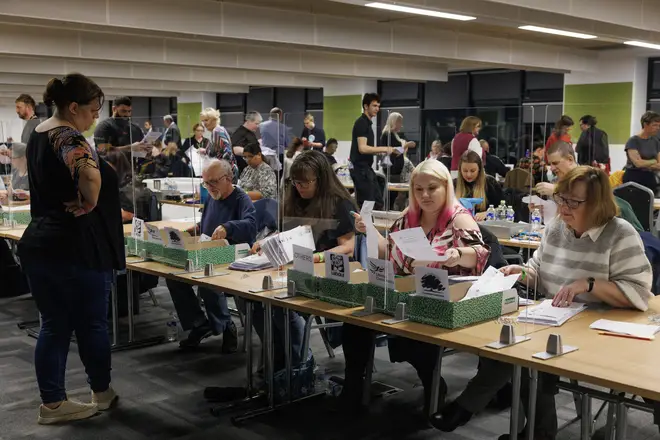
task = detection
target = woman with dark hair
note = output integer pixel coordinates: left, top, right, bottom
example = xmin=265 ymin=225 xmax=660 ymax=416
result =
xmin=544 ymin=115 xmax=574 ymax=160
xmin=283 ymin=137 xmax=304 ymax=185
xmin=238 ymin=143 xmax=277 ymax=201
xmin=576 ymin=115 xmax=610 ymax=171
xmin=455 ymin=150 xmax=503 ymax=220
xmin=18 ymin=73 xmax=122 ymax=424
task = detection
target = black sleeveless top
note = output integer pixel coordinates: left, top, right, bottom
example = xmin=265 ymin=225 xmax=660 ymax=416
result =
xmin=18 ymin=127 xmax=125 ymax=271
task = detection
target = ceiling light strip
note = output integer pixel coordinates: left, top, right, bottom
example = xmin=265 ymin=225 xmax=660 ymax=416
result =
xmin=518 ymin=25 xmax=597 ymax=40
xmin=365 ymin=2 xmax=476 ymax=21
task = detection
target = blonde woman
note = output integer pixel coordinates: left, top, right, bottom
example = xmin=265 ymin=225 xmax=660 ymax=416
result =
xmin=455 ymin=150 xmax=502 ymax=220
xmin=338 ymin=160 xmax=490 ymax=415
xmin=301 ymin=114 xmax=326 ymax=151
xmin=450 ymin=116 xmax=484 ymax=171
xmin=199 ymin=107 xmax=237 ymax=181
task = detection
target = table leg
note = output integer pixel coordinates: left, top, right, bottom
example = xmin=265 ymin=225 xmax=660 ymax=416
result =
xmin=581 ymin=393 xmax=592 ymax=440
xmin=615 ymin=402 xmax=627 ymax=440
xmin=283 ymin=307 xmax=292 ymax=403
xmin=361 ymin=332 xmax=377 ymax=407
xmin=526 ymin=369 xmax=538 ymax=440
xmin=111 ymin=270 xmax=119 ymax=347
xmin=264 ymin=302 xmax=275 ymax=409
xmin=510 ymin=364 xmax=522 ymax=439
xmin=244 ymin=301 xmax=253 ymax=395
xmin=428 ymin=347 xmax=445 ymax=417
xmin=127 ymin=269 xmax=134 ymax=343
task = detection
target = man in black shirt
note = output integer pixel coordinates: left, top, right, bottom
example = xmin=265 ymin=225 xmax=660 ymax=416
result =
xmin=231 ymin=111 xmax=262 ymax=175
xmin=162 ymin=115 xmax=181 ymax=148
xmin=349 ymin=93 xmax=396 ymax=209
xmin=301 ymin=114 xmax=326 ymax=151
xmin=93 ymin=96 xmax=145 ymax=154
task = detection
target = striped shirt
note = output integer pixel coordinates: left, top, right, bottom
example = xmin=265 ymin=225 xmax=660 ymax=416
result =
xmin=528 ymin=217 xmax=653 ymax=311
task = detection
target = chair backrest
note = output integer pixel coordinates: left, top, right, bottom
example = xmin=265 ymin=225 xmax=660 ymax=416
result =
xmin=613 ymin=182 xmax=654 ymax=232
xmin=477 ymin=224 xmax=508 ymax=269
xmin=253 ymin=198 xmax=278 ymax=235
xmin=504 ymin=168 xmax=532 ymax=192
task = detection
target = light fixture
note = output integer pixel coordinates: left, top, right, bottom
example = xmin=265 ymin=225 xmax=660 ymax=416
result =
xmin=518 ymin=25 xmax=597 ymax=40
xmin=624 ymin=41 xmax=660 ymax=50
xmin=365 ymin=2 xmax=476 ymax=21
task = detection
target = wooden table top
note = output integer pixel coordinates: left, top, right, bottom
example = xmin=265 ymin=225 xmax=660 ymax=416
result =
xmin=0 ymin=227 xmax=26 ymax=241
xmin=343 ymin=182 xmax=409 ymax=192
xmin=160 ymin=199 xmax=204 ymax=209
xmin=499 ymin=237 xmax=541 ymax=250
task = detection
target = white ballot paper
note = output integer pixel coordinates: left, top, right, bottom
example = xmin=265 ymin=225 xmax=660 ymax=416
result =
xmin=390 ymin=227 xmax=448 ymax=262
xmin=360 ymin=201 xmax=379 ymax=259
xmin=589 ymin=319 xmax=660 ymax=339
xmin=199 ymin=234 xmax=212 ymax=242
xmin=142 ymin=130 xmax=162 ymax=145
xmin=261 ymin=226 xmax=316 ymax=267
xmin=463 ymin=266 xmax=520 ymax=301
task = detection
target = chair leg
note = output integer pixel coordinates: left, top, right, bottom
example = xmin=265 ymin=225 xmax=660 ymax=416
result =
xmin=148 ymin=289 xmax=159 ymax=307
xmin=314 ymin=316 xmax=335 ymax=359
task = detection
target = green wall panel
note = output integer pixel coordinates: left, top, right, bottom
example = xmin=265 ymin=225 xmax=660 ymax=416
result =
xmin=564 ymin=82 xmax=632 ymax=144
xmin=177 ymin=102 xmax=202 ymax=139
xmin=323 ymin=95 xmax=361 ymax=141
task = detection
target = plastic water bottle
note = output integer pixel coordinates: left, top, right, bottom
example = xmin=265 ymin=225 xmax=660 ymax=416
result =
xmin=531 ymin=208 xmax=542 ymax=231
xmin=166 ymin=313 xmax=179 ymax=342
xmin=486 ymin=205 xmax=496 ymax=221
xmin=506 ymin=206 xmax=515 ymax=222
xmin=498 ymin=201 xmax=507 ymax=220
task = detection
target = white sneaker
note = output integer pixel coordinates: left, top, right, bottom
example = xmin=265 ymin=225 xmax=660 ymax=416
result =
xmin=38 ymin=399 xmax=98 ymax=425
xmin=91 ymin=387 xmax=118 ymax=411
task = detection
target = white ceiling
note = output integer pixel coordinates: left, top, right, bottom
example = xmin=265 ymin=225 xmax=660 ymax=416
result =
xmin=0 ymin=0 xmax=655 ymax=103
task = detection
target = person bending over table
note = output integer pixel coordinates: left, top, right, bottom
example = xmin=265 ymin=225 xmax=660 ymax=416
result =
xmin=250 ymin=150 xmax=356 ymax=369
xmin=237 ymin=143 xmax=277 ymax=201
xmin=455 ymin=150 xmax=503 ymax=221
xmin=622 ymin=110 xmax=660 ymax=194
xmin=166 ymin=159 xmax=257 ymax=351
xmin=340 ymin=159 xmax=490 ymax=416
xmin=534 ymin=141 xmax=643 ymax=231
xmin=434 ymin=166 xmax=653 ymax=440
xmin=18 ymin=73 xmax=123 ymax=424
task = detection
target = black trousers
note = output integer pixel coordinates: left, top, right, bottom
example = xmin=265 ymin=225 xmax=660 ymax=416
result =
xmin=623 ymin=168 xmax=658 ymax=194
xmin=342 ymin=324 xmax=440 ymax=407
xmin=350 ymin=165 xmax=384 ymax=210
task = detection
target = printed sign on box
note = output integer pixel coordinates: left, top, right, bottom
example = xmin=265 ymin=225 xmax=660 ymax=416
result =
xmin=293 ymin=245 xmax=314 ymax=275
xmin=325 ymin=251 xmax=350 ymax=282
xmin=367 ymin=258 xmax=394 ymax=289
xmin=415 ymin=266 xmax=450 ymax=301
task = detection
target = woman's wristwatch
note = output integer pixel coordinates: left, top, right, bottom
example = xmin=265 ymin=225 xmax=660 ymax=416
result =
xmin=586 ymin=277 xmax=595 ymax=293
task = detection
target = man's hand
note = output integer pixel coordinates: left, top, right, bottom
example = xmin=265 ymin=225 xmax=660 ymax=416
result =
xmin=212 ymin=225 xmax=227 ymax=240
xmin=535 ymin=182 xmax=555 ymax=197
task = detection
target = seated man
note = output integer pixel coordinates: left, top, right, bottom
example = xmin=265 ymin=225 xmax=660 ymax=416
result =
xmin=10 ymin=143 xmax=30 ymax=201
xmin=166 ymin=159 xmax=257 ymax=351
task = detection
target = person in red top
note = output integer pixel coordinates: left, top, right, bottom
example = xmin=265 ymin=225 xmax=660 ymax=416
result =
xmin=450 ymin=116 xmax=484 ymax=172
xmin=544 ymin=115 xmax=574 ymax=162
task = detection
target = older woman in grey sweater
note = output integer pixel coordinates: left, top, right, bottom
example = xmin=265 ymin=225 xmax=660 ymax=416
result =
xmin=432 ymin=166 xmax=653 ymax=440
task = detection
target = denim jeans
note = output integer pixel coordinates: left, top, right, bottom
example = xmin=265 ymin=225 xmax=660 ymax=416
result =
xmin=249 ymin=301 xmax=306 ymax=369
xmin=165 ymin=279 xmax=231 ymax=334
xmin=22 ymin=256 xmax=112 ymax=404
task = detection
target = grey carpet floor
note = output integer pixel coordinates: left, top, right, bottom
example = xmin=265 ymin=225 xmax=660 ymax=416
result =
xmin=0 ymin=284 xmax=658 ymax=440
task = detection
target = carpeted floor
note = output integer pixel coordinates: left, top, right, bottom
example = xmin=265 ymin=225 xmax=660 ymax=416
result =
xmin=0 ymin=284 xmax=657 ymax=440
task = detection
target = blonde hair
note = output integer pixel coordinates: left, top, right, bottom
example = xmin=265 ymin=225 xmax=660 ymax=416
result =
xmin=459 ymin=116 xmax=481 ymax=134
xmin=456 ymin=150 xmax=487 ymax=211
xmin=382 ymin=112 xmax=403 ymax=144
xmin=555 ymin=166 xmax=618 ymax=229
xmin=304 ymin=114 xmax=315 ymax=123
xmin=406 ymin=159 xmax=459 ymax=227
xmin=200 ymin=107 xmax=221 ymax=122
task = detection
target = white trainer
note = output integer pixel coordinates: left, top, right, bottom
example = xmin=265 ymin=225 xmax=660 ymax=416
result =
xmin=38 ymin=399 xmax=99 ymax=425
xmin=91 ymin=387 xmax=118 ymax=411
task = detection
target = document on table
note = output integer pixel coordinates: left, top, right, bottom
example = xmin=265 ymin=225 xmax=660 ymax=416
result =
xmin=229 ymin=253 xmax=273 ymax=271
xmin=463 ymin=266 xmax=519 ymax=300
xmin=517 ymin=299 xmax=587 ymax=326
xmin=589 ymin=319 xmax=660 ymax=340
xmin=260 ymin=226 xmax=315 ymax=267
xmin=389 ymin=227 xmax=448 ymax=262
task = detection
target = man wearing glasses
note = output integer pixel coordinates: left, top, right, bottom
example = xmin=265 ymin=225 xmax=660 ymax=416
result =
xmin=165 ymin=159 xmax=257 ymax=351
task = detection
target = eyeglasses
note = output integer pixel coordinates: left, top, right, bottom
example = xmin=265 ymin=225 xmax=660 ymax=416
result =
xmin=202 ymin=175 xmax=229 ymax=189
xmin=552 ymin=193 xmax=586 ymax=209
xmin=293 ymin=179 xmax=317 ymax=189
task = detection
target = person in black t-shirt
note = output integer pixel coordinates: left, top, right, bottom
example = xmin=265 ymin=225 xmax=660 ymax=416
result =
xmin=349 ymin=93 xmax=398 ymax=210
xmin=231 ymin=111 xmax=262 ymax=175
xmin=93 ymin=96 xmax=146 ymax=155
xmin=301 ymin=114 xmax=326 ymax=151
xmin=324 ymin=138 xmax=338 ymax=166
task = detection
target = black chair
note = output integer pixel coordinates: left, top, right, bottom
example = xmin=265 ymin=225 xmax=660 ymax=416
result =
xmin=613 ymin=182 xmax=654 ymax=233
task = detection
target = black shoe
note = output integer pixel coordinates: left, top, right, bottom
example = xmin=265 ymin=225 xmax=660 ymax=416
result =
xmin=221 ymin=321 xmax=238 ymax=354
xmin=179 ymin=323 xmax=213 ymax=349
xmin=430 ymin=401 xmax=473 ymax=432
xmin=498 ymin=431 xmax=555 ymax=440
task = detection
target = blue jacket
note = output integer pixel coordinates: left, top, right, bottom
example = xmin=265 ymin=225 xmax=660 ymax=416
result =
xmin=200 ymin=187 xmax=257 ymax=246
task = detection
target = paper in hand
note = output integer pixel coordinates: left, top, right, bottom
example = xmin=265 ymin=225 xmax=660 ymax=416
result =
xmin=142 ymin=130 xmax=162 ymax=145
xmin=390 ymin=227 xmax=448 ymax=262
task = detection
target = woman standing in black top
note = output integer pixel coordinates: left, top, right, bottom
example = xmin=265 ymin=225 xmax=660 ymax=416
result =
xmin=18 ymin=73 xmax=123 ymax=424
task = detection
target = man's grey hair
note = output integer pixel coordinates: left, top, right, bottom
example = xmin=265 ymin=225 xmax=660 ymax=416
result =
xmin=245 ymin=111 xmax=262 ymax=124
xmin=202 ymin=158 xmax=232 ymax=176
xmin=269 ymin=107 xmax=282 ymax=119
xmin=163 ymin=115 xmax=174 ymax=123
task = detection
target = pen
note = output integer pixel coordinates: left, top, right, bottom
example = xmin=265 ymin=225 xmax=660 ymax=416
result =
xmin=598 ymin=331 xmax=654 ymax=341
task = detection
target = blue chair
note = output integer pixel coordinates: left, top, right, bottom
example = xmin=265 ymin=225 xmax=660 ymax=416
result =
xmin=253 ymin=198 xmax=278 ymax=236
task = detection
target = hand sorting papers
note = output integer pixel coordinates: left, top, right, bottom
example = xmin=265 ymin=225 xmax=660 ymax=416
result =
xmin=590 ymin=319 xmax=660 ymax=340
xmin=463 ymin=266 xmax=519 ymax=301
xmin=259 ymin=226 xmax=315 ymax=267
xmin=390 ymin=227 xmax=448 ymax=262
xmin=517 ymin=299 xmax=586 ymax=326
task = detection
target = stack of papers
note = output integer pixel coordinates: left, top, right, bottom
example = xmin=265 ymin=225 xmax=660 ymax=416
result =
xmin=517 ymin=299 xmax=587 ymax=326
xmin=463 ymin=266 xmax=519 ymax=301
xmin=260 ymin=226 xmax=315 ymax=267
xmin=589 ymin=319 xmax=660 ymax=340
xmin=229 ymin=254 xmax=273 ymax=271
